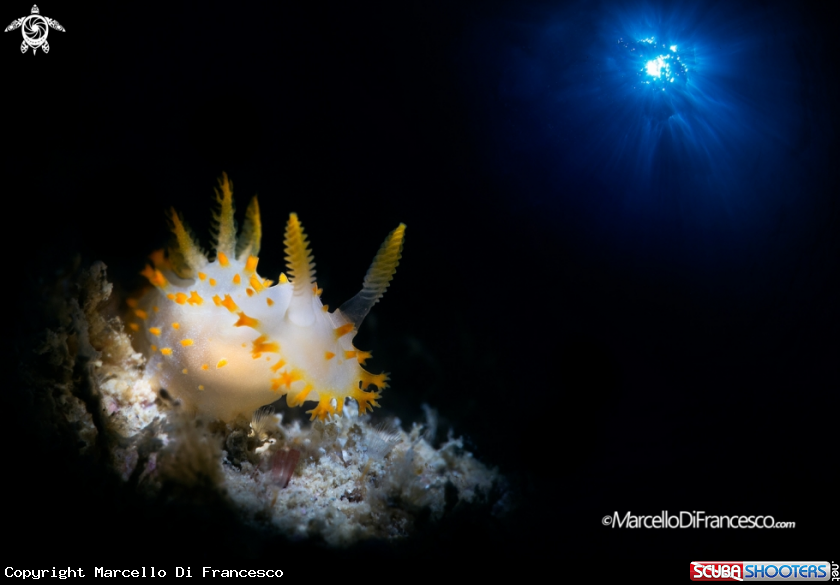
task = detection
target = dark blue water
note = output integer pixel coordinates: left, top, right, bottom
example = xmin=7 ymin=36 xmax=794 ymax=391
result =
xmin=455 ymin=1 xmax=838 ymax=557
xmin=462 ymin=0 xmax=835 ymax=304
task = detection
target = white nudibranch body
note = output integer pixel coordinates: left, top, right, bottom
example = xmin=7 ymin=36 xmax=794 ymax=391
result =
xmin=127 ymin=174 xmax=405 ymax=422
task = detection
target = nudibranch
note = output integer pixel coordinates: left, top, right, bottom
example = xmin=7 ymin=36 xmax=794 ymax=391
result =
xmin=126 ymin=173 xmax=405 ymax=422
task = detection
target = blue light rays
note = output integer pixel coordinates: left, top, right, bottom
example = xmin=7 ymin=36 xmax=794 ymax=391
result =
xmin=463 ymin=0 xmax=833 ymax=286
xmin=617 ymin=35 xmax=689 ymax=90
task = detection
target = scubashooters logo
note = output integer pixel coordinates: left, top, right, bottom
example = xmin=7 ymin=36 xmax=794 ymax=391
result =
xmin=690 ymin=562 xmax=832 ymax=581
xmin=4 ymin=5 xmax=65 ymax=54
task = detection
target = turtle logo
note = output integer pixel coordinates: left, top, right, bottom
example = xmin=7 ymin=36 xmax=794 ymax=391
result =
xmin=4 ymin=5 xmax=65 ymax=55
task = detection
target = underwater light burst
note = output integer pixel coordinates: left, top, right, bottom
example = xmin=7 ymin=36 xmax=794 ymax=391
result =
xmin=645 ymin=55 xmax=668 ymax=78
xmin=468 ymin=0 xmax=826 ymax=202
xmin=464 ymin=0 xmax=833 ymax=279
xmin=617 ymin=35 xmax=689 ymax=90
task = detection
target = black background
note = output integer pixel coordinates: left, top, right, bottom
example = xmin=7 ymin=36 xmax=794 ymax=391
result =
xmin=4 ymin=0 xmax=837 ymax=568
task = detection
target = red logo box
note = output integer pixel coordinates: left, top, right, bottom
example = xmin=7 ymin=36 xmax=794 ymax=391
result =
xmin=691 ymin=562 xmax=744 ymax=581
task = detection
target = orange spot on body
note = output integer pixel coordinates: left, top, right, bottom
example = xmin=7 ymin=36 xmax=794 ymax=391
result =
xmin=334 ymin=324 xmax=354 ymax=338
xmin=128 ymin=323 xmax=139 ymax=332
xmin=217 ymin=359 xmax=228 ymax=369
xmin=126 ymin=298 xmax=138 ymax=308
xmin=266 ymin=298 xmax=274 ymax=306
xmin=161 ymin=347 xmax=172 ymax=356
xmin=246 ymin=288 xmax=254 ymax=297
xmin=201 ymin=364 xmax=209 ymax=371
xmin=307 ymin=395 xmax=339 ymax=421
xmin=249 ymin=274 xmax=264 ymax=292
xmin=361 ymin=370 xmax=389 ymax=390
xmin=141 ymin=265 xmax=168 ymax=288
xmin=172 ymin=322 xmax=180 ymax=329
xmin=218 ymin=252 xmax=229 ymax=267
xmin=290 ymin=384 xmax=314 ymax=407
xmin=344 ymin=350 xmax=357 ymax=360
xmin=351 ymin=387 xmax=381 ymax=415
xmin=270 ymin=359 xmax=286 ymax=373
xmin=134 ymin=309 xmax=148 ymax=320
xmin=274 ymin=370 xmax=301 ymax=389
xmin=221 ymin=295 xmax=238 ymax=313
xmin=245 ymin=255 xmax=259 ymax=272
xmin=252 ymin=335 xmax=280 ymax=358
xmin=151 ymin=345 xmax=157 ymax=352
xmin=181 ymin=339 xmax=194 ymax=347
xmin=174 ymin=292 xmax=188 ymax=305
xmin=234 ymin=312 xmax=259 ymax=328
xmin=188 ymin=291 xmax=203 ymax=305
xmin=149 ymin=327 xmax=161 ymax=336
xmin=232 ymin=274 xmax=241 ymax=285
xmin=209 ymin=278 xmax=217 ymax=286
xmin=325 ymin=351 xmax=335 ymax=360
xmin=198 ymin=272 xmax=207 ymax=280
